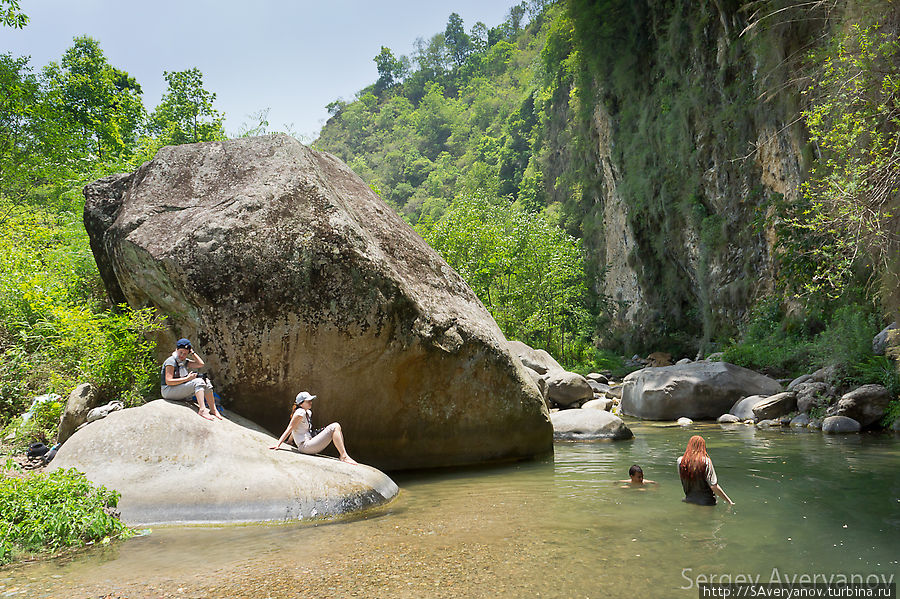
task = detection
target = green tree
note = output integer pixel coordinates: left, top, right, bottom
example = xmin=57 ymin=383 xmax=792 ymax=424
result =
xmin=43 ymin=37 xmax=144 ymax=161
xmin=445 ymin=13 xmax=472 ymax=66
xmin=374 ymin=46 xmax=405 ymax=94
xmin=417 ymin=194 xmax=590 ymax=363
xmin=148 ymin=68 xmax=225 ymax=145
xmin=1 ymin=0 xmax=27 ymax=29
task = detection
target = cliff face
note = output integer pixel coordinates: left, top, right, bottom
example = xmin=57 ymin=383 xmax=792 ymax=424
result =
xmin=545 ymin=0 xmax=815 ymax=354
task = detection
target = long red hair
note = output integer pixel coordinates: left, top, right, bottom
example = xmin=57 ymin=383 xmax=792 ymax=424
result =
xmin=680 ymin=435 xmax=709 ymax=479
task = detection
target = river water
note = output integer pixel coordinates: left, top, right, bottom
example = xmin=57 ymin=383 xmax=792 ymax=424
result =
xmin=3 ymin=422 xmax=898 ymax=598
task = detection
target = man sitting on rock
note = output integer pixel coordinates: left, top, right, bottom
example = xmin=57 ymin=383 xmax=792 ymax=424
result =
xmin=161 ymin=338 xmax=222 ymax=421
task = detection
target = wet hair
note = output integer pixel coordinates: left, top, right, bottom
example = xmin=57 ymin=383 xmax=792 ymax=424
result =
xmin=628 ymin=464 xmax=643 ymax=477
xmin=679 ymin=435 xmax=709 ymax=480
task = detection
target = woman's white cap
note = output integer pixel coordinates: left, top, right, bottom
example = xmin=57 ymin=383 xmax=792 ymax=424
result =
xmin=295 ymin=391 xmax=316 ymax=404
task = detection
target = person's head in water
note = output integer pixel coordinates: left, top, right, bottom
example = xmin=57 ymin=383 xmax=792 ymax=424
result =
xmin=628 ymin=464 xmax=644 ymax=483
xmin=680 ymin=435 xmax=709 ymax=479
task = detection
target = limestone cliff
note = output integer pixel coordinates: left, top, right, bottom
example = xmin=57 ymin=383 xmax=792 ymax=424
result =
xmin=543 ymin=0 xmax=814 ymax=354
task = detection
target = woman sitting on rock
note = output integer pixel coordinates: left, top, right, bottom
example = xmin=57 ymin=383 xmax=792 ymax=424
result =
xmin=161 ymin=338 xmax=222 ymax=421
xmin=677 ymin=435 xmax=734 ymax=506
xmin=269 ymin=391 xmax=358 ymax=465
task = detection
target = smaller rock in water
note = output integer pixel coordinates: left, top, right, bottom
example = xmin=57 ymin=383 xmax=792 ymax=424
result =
xmin=676 ymin=417 xmax=693 ymax=426
xmin=587 ymin=380 xmax=612 ymax=395
xmin=826 ymin=384 xmax=891 ymax=428
xmin=822 ymin=416 xmax=861 ymax=434
xmin=790 ymin=413 xmax=810 ymax=427
xmin=586 ymin=372 xmax=609 ymax=384
xmin=808 ymin=419 xmax=823 ymax=430
xmin=756 ymin=419 xmax=780 ymax=428
xmin=730 ymin=395 xmax=768 ymax=420
xmin=751 ymin=392 xmax=797 ymax=421
xmin=551 ymin=409 xmax=633 ymax=441
xmin=717 ymin=413 xmax=741 ymax=424
xmin=582 ymin=398 xmax=614 ymax=412
xmin=545 ymin=370 xmax=594 ymax=407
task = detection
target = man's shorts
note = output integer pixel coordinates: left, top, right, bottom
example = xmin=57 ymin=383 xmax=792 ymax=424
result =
xmin=161 ymin=377 xmax=214 ymax=401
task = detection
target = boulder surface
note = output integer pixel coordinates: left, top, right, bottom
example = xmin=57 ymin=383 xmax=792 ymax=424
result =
xmin=729 ymin=395 xmax=768 ymax=420
xmin=751 ymin=392 xmax=797 ymax=421
xmin=83 ymin=135 xmax=550 ymax=469
xmin=57 ymin=383 xmax=99 ymax=444
xmin=551 ymin=409 xmax=633 ymax=440
xmin=826 ymin=384 xmax=891 ymax=428
xmin=621 ymin=362 xmax=783 ymax=420
xmin=49 ymin=400 xmax=399 ymax=525
xmin=821 ymin=415 xmax=861 ymax=434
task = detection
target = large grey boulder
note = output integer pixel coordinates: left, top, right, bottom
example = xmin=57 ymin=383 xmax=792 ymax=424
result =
xmin=48 ymin=400 xmax=398 ymax=525
xmin=730 ymin=395 xmax=768 ymax=420
xmin=82 ymin=135 xmax=550 ymax=470
xmin=751 ymin=392 xmax=797 ymax=421
xmin=57 ymin=383 xmax=99 ymax=444
xmin=826 ymin=384 xmax=892 ymax=428
xmin=545 ymin=370 xmax=594 ymax=407
xmin=822 ymin=415 xmax=861 ymax=434
xmin=551 ymin=409 xmax=633 ymax=440
xmin=621 ymin=362 xmax=782 ymax=420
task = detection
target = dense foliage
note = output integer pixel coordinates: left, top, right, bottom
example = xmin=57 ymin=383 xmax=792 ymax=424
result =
xmin=0 ymin=466 xmax=133 ymax=564
xmin=0 ymin=26 xmax=224 ymax=438
xmin=417 ymin=194 xmax=592 ymax=364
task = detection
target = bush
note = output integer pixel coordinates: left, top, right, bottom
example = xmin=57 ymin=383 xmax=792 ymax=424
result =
xmin=722 ymin=299 xmax=883 ymax=380
xmin=0 ymin=466 xmax=133 ymax=564
xmin=0 ymin=197 xmax=164 ymax=432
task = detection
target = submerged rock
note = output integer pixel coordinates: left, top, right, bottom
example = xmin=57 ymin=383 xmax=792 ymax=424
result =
xmin=83 ymin=135 xmax=550 ymax=470
xmin=676 ymin=417 xmax=693 ymax=426
xmin=621 ymin=362 xmax=782 ymax=420
xmin=49 ymin=400 xmax=399 ymax=525
xmin=822 ymin=415 xmax=861 ymax=434
xmin=551 ymin=409 xmax=633 ymax=440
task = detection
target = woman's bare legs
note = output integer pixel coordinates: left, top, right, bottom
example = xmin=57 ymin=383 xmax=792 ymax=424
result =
xmin=330 ymin=423 xmax=358 ymax=465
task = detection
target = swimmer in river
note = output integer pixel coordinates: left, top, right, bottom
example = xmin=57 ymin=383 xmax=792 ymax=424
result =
xmin=617 ymin=464 xmax=657 ymax=488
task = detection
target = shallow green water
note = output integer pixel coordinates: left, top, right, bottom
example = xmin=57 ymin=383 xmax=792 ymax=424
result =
xmin=4 ymin=422 xmax=899 ymax=598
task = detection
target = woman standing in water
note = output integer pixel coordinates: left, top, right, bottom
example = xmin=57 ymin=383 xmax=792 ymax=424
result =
xmin=677 ymin=435 xmax=734 ymax=506
xmin=269 ymin=391 xmax=358 ymax=465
